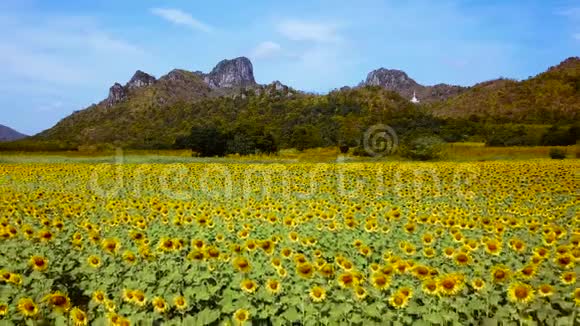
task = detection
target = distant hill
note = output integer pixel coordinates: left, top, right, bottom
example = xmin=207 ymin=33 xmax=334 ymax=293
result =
xmin=361 ymin=68 xmax=466 ymax=102
xmin=6 ymin=56 xmax=577 ymax=151
xmin=0 ymin=125 xmax=27 ymax=142
xmin=430 ymin=57 xmax=580 ymax=122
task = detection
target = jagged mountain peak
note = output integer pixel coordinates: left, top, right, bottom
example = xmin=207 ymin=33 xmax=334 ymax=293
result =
xmin=204 ymin=56 xmax=256 ymax=88
xmin=126 ymin=70 xmax=156 ymax=89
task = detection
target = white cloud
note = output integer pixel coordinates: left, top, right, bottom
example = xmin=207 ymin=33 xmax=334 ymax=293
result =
xmin=251 ymin=41 xmax=282 ymax=59
xmin=556 ymin=7 xmax=580 ymax=19
xmin=277 ymin=20 xmax=341 ymax=43
xmin=150 ymin=8 xmax=212 ymax=32
xmin=574 ymin=33 xmax=580 ymax=40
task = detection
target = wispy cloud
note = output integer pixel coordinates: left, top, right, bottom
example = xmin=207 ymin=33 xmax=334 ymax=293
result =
xmin=556 ymin=7 xmax=580 ymax=19
xmin=277 ymin=20 xmax=341 ymax=43
xmin=150 ymin=8 xmax=212 ymax=32
xmin=251 ymin=41 xmax=282 ymax=59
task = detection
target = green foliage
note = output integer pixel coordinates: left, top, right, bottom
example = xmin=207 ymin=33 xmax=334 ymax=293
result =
xmin=400 ymin=135 xmax=445 ymax=161
xmin=549 ymin=148 xmax=567 ymax=159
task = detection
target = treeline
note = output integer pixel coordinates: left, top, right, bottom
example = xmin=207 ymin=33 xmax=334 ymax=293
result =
xmin=0 ymin=85 xmax=578 ymax=154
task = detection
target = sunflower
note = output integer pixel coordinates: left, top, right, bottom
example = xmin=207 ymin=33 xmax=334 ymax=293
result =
xmin=397 ymin=286 xmax=413 ymax=299
xmin=411 ymin=265 xmax=431 ymax=279
xmin=280 ymin=248 xmax=292 ymax=259
xmin=554 ymin=254 xmax=575 ymax=269
xmin=38 ymin=229 xmax=53 ymax=242
xmin=422 ymin=279 xmax=439 ymax=296
xmin=507 ymin=282 xmax=534 ymax=304
xmin=484 ymin=239 xmax=502 ymax=255
xmin=122 ymin=289 xmax=134 ymax=302
xmin=353 ymin=286 xmax=367 ymax=300
xmin=309 ymin=286 xmax=326 ymax=302
xmin=240 ymin=279 xmax=258 ymax=294
xmin=17 ymin=298 xmax=38 ymax=317
xmin=233 ymin=308 xmax=250 ymax=325
xmin=471 ymin=278 xmax=486 ymax=292
xmin=271 ymin=257 xmax=282 ymax=269
xmin=371 ymin=272 xmax=391 ymax=290
xmin=388 ymin=293 xmax=409 ymax=309
xmin=518 ymin=265 xmax=537 ymax=280
xmin=337 ymin=272 xmax=356 ymax=288
xmin=173 ymin=295 xmax=187 ymax=311
xmin=101 ymin=238 xmax=121 ymax=255
xmin=296 ymin=262 xmax=315 ymax=278
xmin=438 ymin=273 xmax=464 ymax=296
xmin=509 ymin=239 xmax=526 ymax=253
xmin=232 ymin=256 xmax=252 ymax=273
xmin=573 ymin=288 xmax=580 ymax=306
xmin=266 ymin=279 xmax=281 ymax=294
xmin=8 ymin=273 xmax=22 ymax=285
xmin=87 ymin=255 xmax=102 ymax=268
xmin=423 ymin=248 xmax=436 ymax=258
xmin=152 ymin=297 xmax=167 ymax=314
xmin=122 ymin=251 xmax=137 ymax=265
xmin=92 ymin=290 xmax=106 ymax=304
xmin=538 ymin=284 xmax=554 ymax=297
xmin=560 ymin=271 xmax=576 ymax=285
xmin=443 ymin=247 xmax=455 ymax=258
xmin=422 ymin=233 xmax=434 ymax=246
xmin=491 ymin=265 xmax=510 ymax=283
xmin=318 ymin=263 xmax=334 ymax=278
xmin=44 ymin=291 xmax=71 ymax=313
xmin=70 ymin=307 xmax=88 ymax=326
xmin=277 ymin=267 xmax=288 ymax=278
xmin=104 ymin=299 xmax=116 ymax=312
xmin=29 ymin=255 xmax=48 ymax=272
xmin=454 ymin=252 xmax=471 ymax=266
xmin=132 ymin=290 xmax=147 ymax=306
xmin=381 ymin=264 xmax=395 ymax=278
xmin=0 ymin=303 xmax=7 ymax=316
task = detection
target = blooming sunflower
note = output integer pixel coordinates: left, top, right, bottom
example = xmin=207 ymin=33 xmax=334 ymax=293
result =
xmin=397 ymin=286 xmax=413 ymax=299
xmin=371 ymin=272 xmax=390 ymax=290
xmin=309 ymin=286 xmax=326 ymax=302
xmin=471 ymin=278 xmax=486 ymax=292
xmin=232 ymin=256 xmax=252 ymax=273
xmin=484 ymin=239 xmax=502 ymax=255
xmin=0 ymin=303 xmax=7 ymax=316
xmin=29 ymin=255 xmax=48 ymax=272
xmin=152 ymin=297 xmax=167 ymax=314
xmin=70 ymin=307 xmax=88 ymax=326
xmin=353 ymin=286 xmax=368 ymax=300
xmin=422 ymin=279 xmax=439 ymax=296
xmin=573 ymin=288 xmax=580 ymax=306
xmin=92 ymin=290 xmax=106 ymax=304
xmin=132 ymin=290 xmax=147 ymax=306
xmin=173 ymin=295 xmax=187 ymax=311
xmin=438 ymin=273 xmax=464 ymax=296
xmin=337 ymin=272 xmax=356 ymax=288
xmin=454 ymin=252 xmax=471 ymax=266
xmin=266 ymin=279 xmax=281 ymax=295
xmin=507 ymin=282 xmax=535 ymax=304
xmin=240 ymin=279 xmax=258 ymax=294
xmin=44 ymin=291 xmax=71 ymax=313
xmin=388 ymin=293 xmax=409 ymax=309
xmin=491 ymin=265 xmax=511 ymax=283
xmin=17 ymin=298 xmax=38 ymax=317
xmin=101 ymin=238 xmax=121 ymax=255
xmin=87 ymin=255 xmax=102 ymax=268
xmin=518 ymin=265 xmax=537 ymax=280
xmin=233 ymin=308 xmax=250 ymax=325
xmin=561 ymin=271 xmax=576 ymax=285
xmin=537 ymin=284 xmax=554 ymax=297
xmin=296 ymin=262 xmax=315 ymax=278
xmin=554 ymin=254 xmax=575 ymax=269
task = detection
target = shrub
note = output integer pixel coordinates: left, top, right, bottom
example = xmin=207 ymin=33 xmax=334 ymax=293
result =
xmin=549 ymin=148 xmax=566 ymax=159
xmin=401 ymin=136 xmax=445 ymax=161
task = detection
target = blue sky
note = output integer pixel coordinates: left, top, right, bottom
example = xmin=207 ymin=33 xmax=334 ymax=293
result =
xmin=1 ymin=0 xmax=578 ymax=135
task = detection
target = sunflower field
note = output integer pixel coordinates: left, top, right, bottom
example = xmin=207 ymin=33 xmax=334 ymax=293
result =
xmin=0 ymin=160 xmax=579 ymax=326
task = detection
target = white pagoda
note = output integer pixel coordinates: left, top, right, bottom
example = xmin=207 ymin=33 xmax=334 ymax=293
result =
xmin=410 ymin=91 xmax=420 ymax=104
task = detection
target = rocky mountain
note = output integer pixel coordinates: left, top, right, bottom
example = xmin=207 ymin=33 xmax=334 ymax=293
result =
xmin=204 ymin=57 xmax=256 ymax=89
xmin=362 ymin=68 xmax=466 ymax=102
xmin=431 ymin=56 xmax=580 ymax=121
xmin=0 ymin=124 xmax=27 ymax=142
